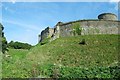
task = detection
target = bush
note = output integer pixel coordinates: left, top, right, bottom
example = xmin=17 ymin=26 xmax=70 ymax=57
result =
xmin=58 ymin=66 xmax=120 ymax=78
xmin=8 ymin=41 xmax=32 ymax=49
xmin=79 ymin=39 xmax=86 ymax=45
xmin=38 ymin=65 xmax=120 ymax=78
xmin=72 ymin=22 xmax=82 ymax=36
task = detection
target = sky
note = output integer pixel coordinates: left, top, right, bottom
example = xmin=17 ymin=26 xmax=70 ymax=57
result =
xmin=0 ymin=0 xmax=119 ymax=45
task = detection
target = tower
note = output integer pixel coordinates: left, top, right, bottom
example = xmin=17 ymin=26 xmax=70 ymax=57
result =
xmin=98 ymin=13 xmax=117 ymax=20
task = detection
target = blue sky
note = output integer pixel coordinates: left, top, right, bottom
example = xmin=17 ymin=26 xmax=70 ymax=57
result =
xmin=1 ymin=2 xmax=118 ymax=45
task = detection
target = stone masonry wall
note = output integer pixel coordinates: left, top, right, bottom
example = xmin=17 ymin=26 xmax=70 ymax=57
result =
xmin=39 ymin=20 xmax=119 ymax=43
xmin=39 ymin=27 xmax=54 ymax=42
xmin=58 ymin=20 xmax=119 ymax=37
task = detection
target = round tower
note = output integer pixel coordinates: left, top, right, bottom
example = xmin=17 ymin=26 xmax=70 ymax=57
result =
xmin=98 ymin=13 xmax=117 ymax=20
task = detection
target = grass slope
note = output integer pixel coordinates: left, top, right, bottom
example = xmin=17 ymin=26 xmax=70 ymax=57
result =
xmin=26 ymin=34 xmax=119 ymax=78
xmin=2 ymin=34 xmax=120 ymax=78
xmin=27 ymin=34 xmax=118 ymax=67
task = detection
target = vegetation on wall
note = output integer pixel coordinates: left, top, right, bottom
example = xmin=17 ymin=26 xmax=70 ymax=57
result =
xmin=95 ymin=28 xmax=100 ymax=34
xmin=72 ymin=22 xmax=82 ymax=36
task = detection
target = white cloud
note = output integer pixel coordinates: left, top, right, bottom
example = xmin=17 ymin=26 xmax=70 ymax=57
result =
xmin=1 ymin=0 xmax=115 ymax=2
xmin=11 ymin=0 xmax=16 ymax=4
xmin=114 ymin=4 xmax=118 ymax=10
xmin=109 ymin=0 xmax=120 ymax=2
xmin=2 ymin=4 xmax=15 ymax=14
xmin=5 ymin=7 xmax=8 ymax=10
xmin=109 ymin=0 xmax=119 ymax=11
xmin=0 ymin=3 xmax=2 ymax=8
xmin=3 ymin=20 xmax=41 ymax=31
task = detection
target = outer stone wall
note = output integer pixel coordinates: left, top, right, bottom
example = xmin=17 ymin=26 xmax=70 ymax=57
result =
xmin=80 ymin=20 xmax=118 ymax=35
xmin=39 ymin=27 xmax=54 ymax=42
xmin=58 ymin=20 xmax=119 ymax=37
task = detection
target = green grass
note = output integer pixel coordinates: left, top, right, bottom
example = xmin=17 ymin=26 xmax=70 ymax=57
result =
xmin=27 ymin=34 xmax=119 ymax=67
xmin=2 ymin=34 xmax=120 ymax=78
xmin=2 ymin=49 xmax=30 ymax=78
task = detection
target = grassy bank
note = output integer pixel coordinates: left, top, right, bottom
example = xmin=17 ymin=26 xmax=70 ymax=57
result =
xmin=2 ymin=34 xmax=120 ymax=78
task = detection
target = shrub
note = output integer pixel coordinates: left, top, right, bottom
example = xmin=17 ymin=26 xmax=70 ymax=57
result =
xmin=72 ymin=22 xmax=82 ymax=36
xmin=79 ymin=39 xmax=86 ymax=45
xmin=8 ymin=41 xmax=32 ymax=49
xmin=38 ymin=65 xmax=120 ymax=78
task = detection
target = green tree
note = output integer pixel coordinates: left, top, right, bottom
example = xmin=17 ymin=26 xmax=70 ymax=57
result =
xmin=0 ymin=23 xmax=8 ymax=53
xmin=8 ymin=41 xmax=32 ymax=50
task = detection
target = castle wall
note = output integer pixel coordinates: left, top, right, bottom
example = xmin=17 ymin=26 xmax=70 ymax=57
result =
xmin=58 ymin=20 xmax=119 ymax=37
xmin=38 ymin=13 xmax=120 ymax=43
xmin=39 ymin=27 xmax=54 ymax=42
xmin=80 ymin=20 xmax=119 ymax=35
xmin=59 ymin=23 xmax=73 ymax=37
